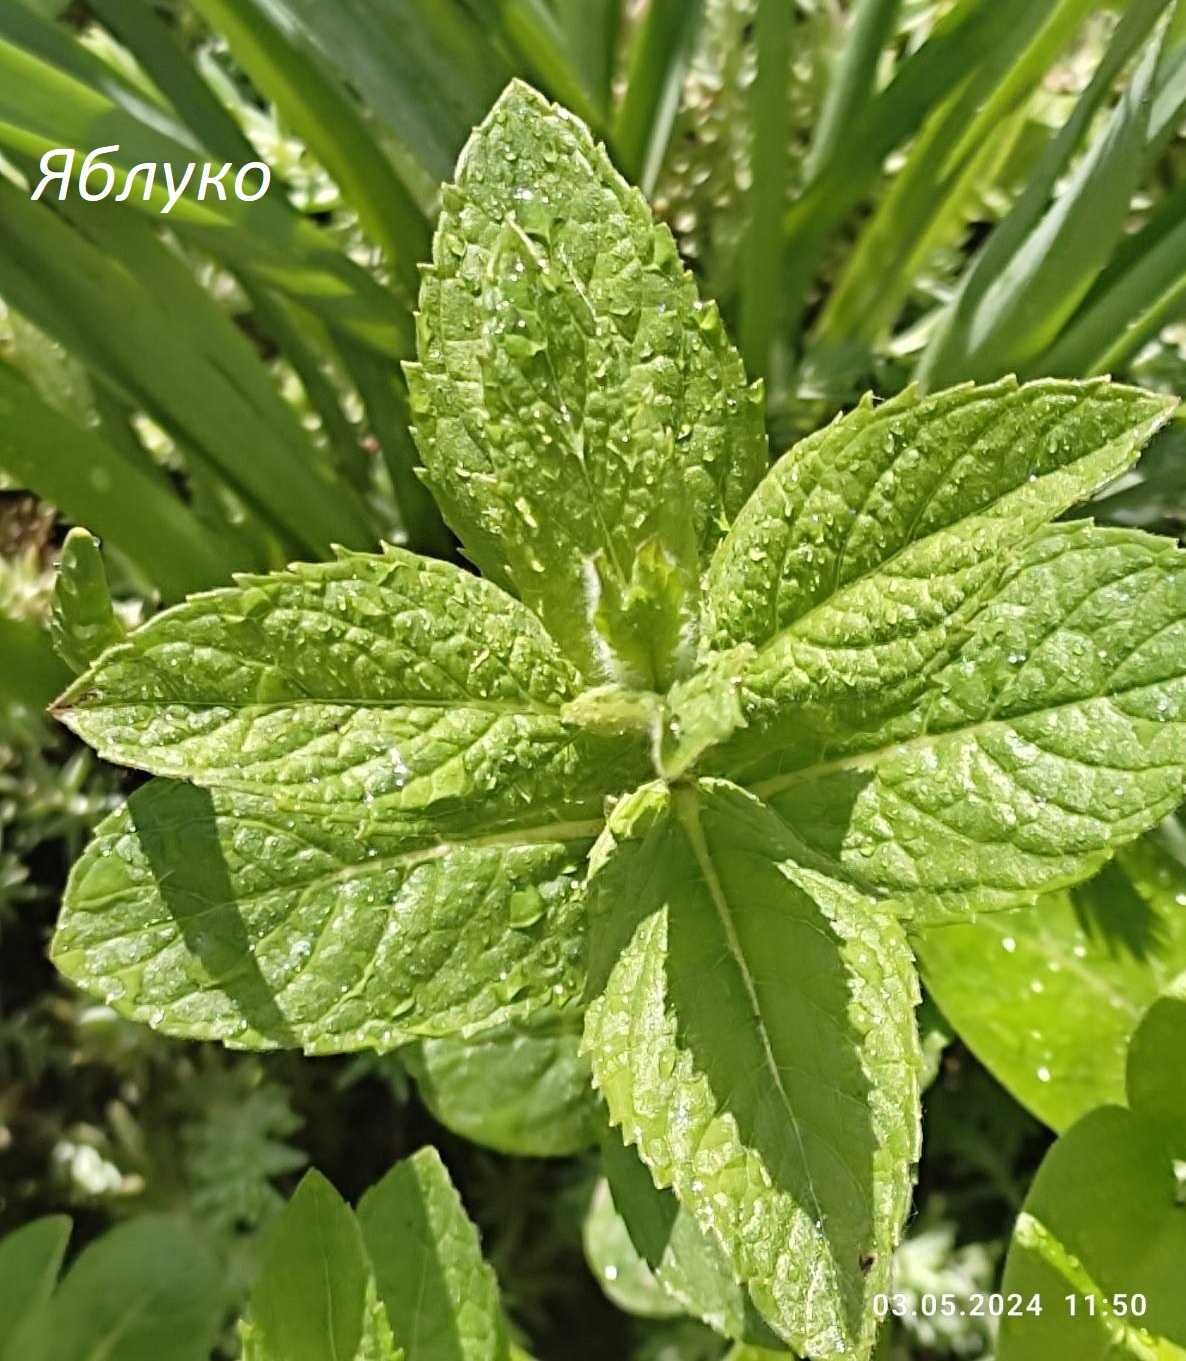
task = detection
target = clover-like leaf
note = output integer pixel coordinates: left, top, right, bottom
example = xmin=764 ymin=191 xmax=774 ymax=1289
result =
xmin=405 ymin=1010 xmax=600 ymax=1158
xmin=582 ymin=779 xmax=920 ymax=1360
xmin=409 ymin=81 xmax=767 ymax=687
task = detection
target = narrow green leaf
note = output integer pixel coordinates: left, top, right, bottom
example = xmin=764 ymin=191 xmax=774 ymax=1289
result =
xmin=919 ymin=0 xmax=1171 ymax=387
xmin=583 ymin=780 xmax=920 ymax=1360
xmin=997 ymin=999 xmax=1186 ymax=1360
xmin=357 ymin=1147 xmax=508 ymax=1361
xmin=490 ymin=0 xmax=607 ymax=136
xmin=246 ymin=0 xmax=510 ymax=195
xmin=187 ymin=0 xmax=428 ymax=298
xmin=737 ymin=0 xmax=794 ymax=384
xmin=50 ymin=528 xmax=125 ymax=675
xmin=1039 ymin=176 xmax=1186 ymax=377
xmin=0 ymin=1217 xmax=70 ymax=1361
xmin=336 ymin=336 xmax=453 ymax=557
xmin=916 ymin=834 xmax=1186 ymax=1130
xmin=21 ymin=1216 xmax=221 ymax=1361
xmin=804 ymin=0 xmax=902 ymax=182
xmin=0 ymin=615 xmax=72 ymax=711
xmin=783 ymin=0 xmax=1046 ymax=343
xmin=612 ymin=0 xmax=704 ymax=193
xmin=250 ymin=1171 xmax=370 ymax=1361
xmin=0 ymin=14 xmax=406 ymax=357
xmin=815 ymin=0 xmax=1096 ymax=350
xmin=87 ymin=0 xmax=259 ymax=165
xmin=406 ymin=1011 xmax=600 ymax=1158
xmin=411 ymin=81 xmax=766 ymax=686
xmin=0 ymin=184 xmax=375 ymax=557
xmin=0 ymin=366 xmax=231 ymax=600
xmin=553 ymin=0 xmax=621 ymax=113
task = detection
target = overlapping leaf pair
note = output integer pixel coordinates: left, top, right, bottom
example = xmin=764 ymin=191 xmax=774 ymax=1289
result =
xmin=50 ymin=83 xmax=1186 ymax=1358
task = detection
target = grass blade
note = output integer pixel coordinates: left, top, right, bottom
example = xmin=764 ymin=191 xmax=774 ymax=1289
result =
xmin=0 ymin=184 xmax=374 ymax=556
xmin=0 ymin=365 xmax=233 ymax=599
xmin=187 ymin=0 xmax=429 ymax=301
xmin=0 ymin=15 xmax=408 ymax=356
xmin=553 ymin=0 xmax=621 ymax=115
xmin=738 ymin=0 xmax=794 ymax=384
xmin=86 ymin=0 xmax=258 ymax=164
xmin=804 ymin=0 xmax=902 ymax=182
xmin=816 ymin=0 xmax=1095 ymax=351
xmin=0 ymin=615 xmax=71 ymax=710
xmin=491 ymin=0 xmax=608 ymax=133
xmin=782 ymin=0 xmax=1046 ymax=345
xmin=919 ymin=0 xmax=1173 ymax=387
xmin=613 ymin=0 xmax=704 ymax=193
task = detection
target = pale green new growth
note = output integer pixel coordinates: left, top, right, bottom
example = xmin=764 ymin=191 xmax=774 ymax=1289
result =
xmin=50 ymin=81 xmax=1186 ymax=1359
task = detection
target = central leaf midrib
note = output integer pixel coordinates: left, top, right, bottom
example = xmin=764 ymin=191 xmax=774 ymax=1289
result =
xmin=672 ymin=784 xmax=827 ymax=1229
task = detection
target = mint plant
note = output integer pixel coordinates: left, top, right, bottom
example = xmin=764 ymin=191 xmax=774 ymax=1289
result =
xmin=48 ymin=83 xmax=1186 ymax=1359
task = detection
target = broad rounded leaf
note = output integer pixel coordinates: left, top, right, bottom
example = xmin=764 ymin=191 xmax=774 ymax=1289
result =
xmin=998 ymin=998 xmax=1186 ymax=1360
xmin=916 ymin=832 xmax=1186 ymax=1129
xmin=409 ymin=81 xmax=767 ymax=685
xmin=582 ymin=1179 xmax=684 ymax=1321
xmin=583 ymin=779 xmax=920 ymax=1360
xmin=0 ymin=1217 xmax=70 ymax=1360
xmin=21 ymin=1216 xmax=221 ymax=1361
xmin=406 ymin=1011 xmax=600 ymax=1158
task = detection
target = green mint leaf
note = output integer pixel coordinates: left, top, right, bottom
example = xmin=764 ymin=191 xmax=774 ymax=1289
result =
xmin=243 ymin=1283 xmax=405 ymax=1361
xmin=916 ymin=833 xmax=1186 ymax=1130
xmin=599 ymin=1136 xmax=784 ymax=1346
xmin=50 ymin=546 xmax=649 ymax=1050
xmin=249 ymin=1170 xmax=371 ymax=1361
xmin=704 ymin=379 xmax=1175 ymax=780
xmin=20 ymin=1217 xmax=221 ymax=1361
xmin=754 ymin=523 xmax=1186 ymax=919
xmin=53 ymin=545 xmax=606 ymax=799
xmin=409 ymin=80 xmax=767 ymax=686
xmin=357 ymin=1147 xmax=509 ymax=1361
xmin=53 ymin=778 xmax=593 ymax=1051
xmin=49 ymin=528 xmax=124 ymax=676
xmin=582 ymin=779 xmax=920 ymax=1360
xmin=406 ymin=1011 xmax=600 ymax=1158
xmin=582 ymin=1178 xmax=684 ymax=1322
xmin=997 ymin=999 xmax=1186 ymax=1361
xmin=0 ymin=1217 xmax=69 ymax=1361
